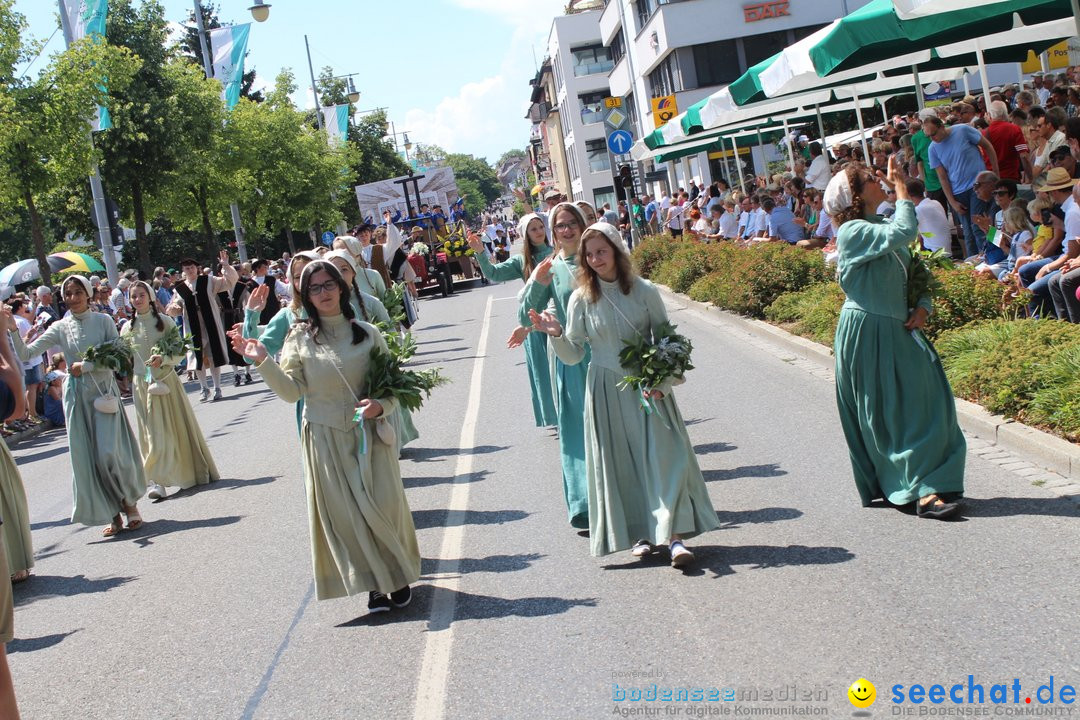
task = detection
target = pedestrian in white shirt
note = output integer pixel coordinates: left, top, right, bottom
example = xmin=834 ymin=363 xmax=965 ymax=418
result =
xmin=805 ymin=141 xmax=831 ymax=191
xmin=719 ymin=201 xmax=740 ymax=240
xmin=907 ymin=178 xmax=954 ymax=253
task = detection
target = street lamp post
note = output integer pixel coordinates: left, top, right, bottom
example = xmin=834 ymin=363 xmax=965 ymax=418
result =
xmin=192 ymin=0 xmax=270 ymax=264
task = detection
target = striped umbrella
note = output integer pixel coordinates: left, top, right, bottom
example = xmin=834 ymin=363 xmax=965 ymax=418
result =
xmin=0 ymin=259 xmax=42 ymax=289
xmin=48 ymin=251 xmax=106 ymax=274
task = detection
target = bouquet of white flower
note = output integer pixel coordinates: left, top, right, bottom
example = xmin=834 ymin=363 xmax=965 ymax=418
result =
xmin=617 ymin=322 xmax=694 ymax=412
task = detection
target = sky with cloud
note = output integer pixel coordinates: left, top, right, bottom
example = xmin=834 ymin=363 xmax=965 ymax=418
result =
xmin=15 ymin=0 xmax=567 ymax=163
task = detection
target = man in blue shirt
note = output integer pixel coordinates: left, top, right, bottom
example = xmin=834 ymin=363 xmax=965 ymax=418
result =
xmin=925 ymin=114 xmax=999 ymax=258
xmin=762 ymin=196 xmax=804 ymax=244
xmin=644 ymin=195 xmax=658 ymax=235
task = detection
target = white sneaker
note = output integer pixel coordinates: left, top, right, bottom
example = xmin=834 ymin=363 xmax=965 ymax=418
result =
xmin=147 ymin=483 xmax=167 ymax=500
xmin=631 ymin=540 xmax=654 ymax=557
xmin=670 ymin=541 xmax=695 ymax=568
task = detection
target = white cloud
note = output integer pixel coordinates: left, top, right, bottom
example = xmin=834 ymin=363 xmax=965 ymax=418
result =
xmin=404 ymin=0 xmax=568 ymax=159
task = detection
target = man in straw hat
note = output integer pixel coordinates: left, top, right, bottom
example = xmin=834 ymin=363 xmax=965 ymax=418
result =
xmin=1021 ymin=167 xmax=1080 ymax=318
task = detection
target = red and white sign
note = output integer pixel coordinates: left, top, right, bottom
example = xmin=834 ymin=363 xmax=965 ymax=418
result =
xmin=744 ymin=0 xmax=790 ymax=22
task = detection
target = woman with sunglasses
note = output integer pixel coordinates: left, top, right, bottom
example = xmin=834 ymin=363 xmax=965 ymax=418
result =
xmin=518 ymin=203 xmax=592 ymax=531
xmin=233 ymin=261 xmax=420 ymax=614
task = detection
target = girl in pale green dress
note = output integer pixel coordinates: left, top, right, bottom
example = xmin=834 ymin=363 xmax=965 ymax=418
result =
xmin=828 ymin=159 xmax=965 ymax=519
xmin=5 ymin=276 xmax=146 ymax=537
xmin=0 ymin=439 xmax=33 ymax=581
xmin=530 ymin=223 xmax=719 ymax=566
xmin=233 ymin=261 xmax=420 ymax=613
xmin=332 ymin=235 xmax=386 ymax=298
xmin=468 ymin=213 xmax=557 ymax=427
xmin=123 ymin=282 xmax=219 ymax=500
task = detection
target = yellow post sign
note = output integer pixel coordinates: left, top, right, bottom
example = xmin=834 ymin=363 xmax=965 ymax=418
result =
xmin=1021 ymin=41 xmax=1071 ymax=73
xmin=651 ymin=95 xmax=678 ymax=129
xmin=603 ymin=97 xmax=622 ymax=109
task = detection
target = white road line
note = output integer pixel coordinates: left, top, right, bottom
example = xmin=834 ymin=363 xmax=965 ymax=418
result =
xmin=412 ymin=294 xmax=493 ymax=720
xmin=492 ymin=295 xmax=519 ymax=302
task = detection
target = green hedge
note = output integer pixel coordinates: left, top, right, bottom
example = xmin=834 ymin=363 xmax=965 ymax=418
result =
xmin=633 ymin=235 xmax=1078 ymax=440
xmin=937 ymin=320 xmax=1080 ymax=440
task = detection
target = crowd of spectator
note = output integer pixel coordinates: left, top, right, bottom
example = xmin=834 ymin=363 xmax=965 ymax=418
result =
xmin=642 ymin=67 xmax=1080 ymax=322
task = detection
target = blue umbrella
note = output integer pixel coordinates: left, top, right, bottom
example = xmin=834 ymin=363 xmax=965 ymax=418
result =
xmin=0 ymin=259 xmax=43 ymax=289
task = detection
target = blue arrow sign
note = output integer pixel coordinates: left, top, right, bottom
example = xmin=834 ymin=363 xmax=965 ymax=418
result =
xmin=607 ymin=129 xmax=633 ymax=155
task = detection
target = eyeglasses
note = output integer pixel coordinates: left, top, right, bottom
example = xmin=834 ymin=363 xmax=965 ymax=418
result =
xmin=993 ymin=190 xmax=1011 ymax=196
xmin=308 ymin=281 xmax=339 ymax=296
xmin=553 ymin=222 xmax=579 ymax=232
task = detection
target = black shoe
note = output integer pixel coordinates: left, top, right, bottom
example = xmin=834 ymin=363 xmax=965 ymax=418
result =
xmin=234 ymin=374 xmax=242 ymax=386
xmin=368 ymin=591 xmax=391 ymax=613
xmin=244 ymin=374 xmax=253 ymax=385
xmin=389 ymin=585 xmax=412 ymax=609
xmin=916 ymin=496 xmax=961 ymax=520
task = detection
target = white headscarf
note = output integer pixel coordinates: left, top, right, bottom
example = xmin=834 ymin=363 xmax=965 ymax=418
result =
xmin=516 ymin=212 xmax=548 ymax=244
xmin=823 ymin=169 xmax=854 ymax=217
xmin=582 ymin=221 xmax=630 ymax=255
xmin=63 ymin=274 xmax=92 ymax=298
xmin=324 ymin=249 xmax=360 ymax=278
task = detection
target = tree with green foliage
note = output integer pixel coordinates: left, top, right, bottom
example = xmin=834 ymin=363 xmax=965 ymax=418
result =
xmin=0 ymin=0 xmax=139 ymax=286
xmin=147 ymin=59 xmax=231 ymax=262
xmin=95 ymin=0 xmax=180 ymax=276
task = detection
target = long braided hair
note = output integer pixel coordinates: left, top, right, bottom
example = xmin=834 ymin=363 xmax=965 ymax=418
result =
xmin=831 ymin=164 xmax=873 ymax=228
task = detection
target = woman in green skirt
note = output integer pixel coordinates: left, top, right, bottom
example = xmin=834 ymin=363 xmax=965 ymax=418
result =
xmin=530 ymin=223 xmax=718 ymax=566
xmin=468 ymin=213 xmax=557 ymax=427
xmin=233 ymin=261 xmax=420 ymax=613
xmin=4 ymin=277 xmax=146 ymax=537
xmin=826 ymin=157 xmax=965 ymax=518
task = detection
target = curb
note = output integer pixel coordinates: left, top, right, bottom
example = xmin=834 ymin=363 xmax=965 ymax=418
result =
xmin=2 ymin=420 xmax=54 ymax=449
xmin=656 ymin=283 xmax=1080 ymax=484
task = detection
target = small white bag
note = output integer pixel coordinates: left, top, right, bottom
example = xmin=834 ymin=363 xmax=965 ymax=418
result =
xmin=147 ymin=380 xmax=170 ymax=396
xmin=93 ymin=393 xmax=120 ymax=414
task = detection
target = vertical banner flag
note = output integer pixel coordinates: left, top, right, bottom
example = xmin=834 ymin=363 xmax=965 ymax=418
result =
xmin=60 ymin=0 xmax=112 ymax=130
xmin=320 ymin=104 xmax=350 ymax=145
xmin=209 ymin=23 xmax=251 ymax=111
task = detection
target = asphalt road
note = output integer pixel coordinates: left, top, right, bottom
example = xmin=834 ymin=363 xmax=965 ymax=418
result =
xmin=7 ymin=268 xmax=1080 ymax=720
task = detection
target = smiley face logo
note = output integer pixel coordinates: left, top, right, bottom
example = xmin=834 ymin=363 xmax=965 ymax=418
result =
xmin=848 ymin=678 xmax=876 ymax=708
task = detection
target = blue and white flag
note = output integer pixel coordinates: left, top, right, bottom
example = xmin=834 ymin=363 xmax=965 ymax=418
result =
xmin=59 ymin=0 xmax=112 ymax=131
xmin=320 ymin=104 xmax=350 ymax=145
xmin=209 ymin=23 xmax=251 ymax=111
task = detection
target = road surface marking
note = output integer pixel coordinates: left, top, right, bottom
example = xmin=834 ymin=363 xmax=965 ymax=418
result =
xmin=412 ymin=294 xmax=493 ymax=720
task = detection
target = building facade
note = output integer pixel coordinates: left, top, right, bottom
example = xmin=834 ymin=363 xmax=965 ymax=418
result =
xmin=598 ymin=0 xmax=873 ymax=194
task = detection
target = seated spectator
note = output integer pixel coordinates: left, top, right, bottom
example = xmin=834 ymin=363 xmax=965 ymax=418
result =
xmin=761 ymin=196 xmax=804 ymax=245
xmin=1030 ymin=106 xmax=1068 ymax=186
xmin=977 ymin=206 xmax=1034 ymax=282
xmin=907 ymin=178 xmax=954 ymax=253
xmin=42 ymin=370 xmax=65 ymax=426
xmin=1050 ymin=145 xmax=1078 ymax=179
xmin=968 ymin=170 xmax=1001 ymax=262
xmin=795 ymin=190 xmax=834 ymax=250
xmin=1020 ymin=168 xmax=1079 ymax=316
xmin=717 ymin=201 xmax=739 ymax=241
xmin=877 ymin=186 xmax=897 ymax=218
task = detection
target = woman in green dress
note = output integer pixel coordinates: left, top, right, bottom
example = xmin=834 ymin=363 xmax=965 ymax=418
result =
xmin=530 ymin=223 xmax=719 ymax=566
xmin=123 ymin=281 xmax=219 ymax=500
xmin=519 ymin=203 xmax=592 ymax=530
xmin=0 ymin=439 xmax=33 ymax=582
xmin=232 ymin=260 xmax=420 ymax=613
xmin=332 ymin=235 xmax=386 ymax=298
xmin=4 ymin=276 xmax=146 ymax=537
xmin=827 ymin=158 xmax=965 ymax=519
xmin=468 ymin=213 xmax=557 ymax=427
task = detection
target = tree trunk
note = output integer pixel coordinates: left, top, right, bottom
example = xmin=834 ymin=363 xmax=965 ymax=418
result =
xmin=285 ymin=228 xmax=297 ymax=255
xmin=131 ymin=179 xmax=152 ymax=278
xmin=193 ymin=184 xmax=215 ymax=263
xmin=23 ymin=189 xmax=51 ymax=289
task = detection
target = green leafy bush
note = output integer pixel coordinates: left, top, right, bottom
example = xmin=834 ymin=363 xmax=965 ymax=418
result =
xmin=653 ymin=242 xmax=731 ymax=294
xmin=937 ymin=320 xmax=1080 ymax=432
xmin=925 ymin=268 xmax=1029 ymax=341
xmin=631 ymin=235 xmax=679 ymax=279
xmin=765 ymin=282 xmax=845 ymax=347
xmin=685 ymin=244 xmax=832 ymax=317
